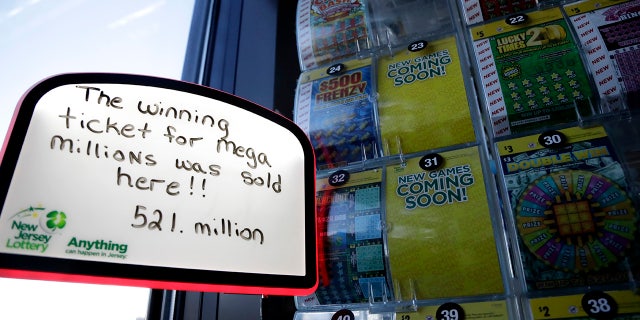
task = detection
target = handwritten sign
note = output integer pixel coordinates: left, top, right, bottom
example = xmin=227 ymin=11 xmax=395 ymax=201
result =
xmin=0 ymin=73 xmax=317 ymax=295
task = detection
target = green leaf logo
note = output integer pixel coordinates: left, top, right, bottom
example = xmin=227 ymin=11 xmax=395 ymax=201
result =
xmin=46 ymin=210 xmax=67 ymax=230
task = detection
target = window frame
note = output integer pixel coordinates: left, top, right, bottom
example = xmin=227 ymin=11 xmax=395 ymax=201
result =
xmin=150 ymin=1 xmax=300 ymax=319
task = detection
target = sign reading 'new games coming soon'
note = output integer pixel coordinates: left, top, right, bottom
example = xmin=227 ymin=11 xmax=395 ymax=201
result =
xmin=0 ymin=73 xmax=317 ymax=295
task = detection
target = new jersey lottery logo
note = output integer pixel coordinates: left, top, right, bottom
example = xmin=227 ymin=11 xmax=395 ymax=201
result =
xmin=5 ymin=206 xmax=66 ymax=253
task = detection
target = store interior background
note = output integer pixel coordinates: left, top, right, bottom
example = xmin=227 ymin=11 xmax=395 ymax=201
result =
xmin=0 ymin=0 xmax=300 ymax=319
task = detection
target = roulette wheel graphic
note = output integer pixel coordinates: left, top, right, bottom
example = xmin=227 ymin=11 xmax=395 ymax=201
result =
xmin=516 ymin=170 xmax=636 ymax=273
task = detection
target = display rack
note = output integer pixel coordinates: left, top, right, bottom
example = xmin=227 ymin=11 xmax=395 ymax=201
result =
xmin=293 ymin=0 xmax=640 ymax=319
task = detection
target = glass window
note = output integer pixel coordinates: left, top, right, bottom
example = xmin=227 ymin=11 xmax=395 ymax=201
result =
xmin=0 ymin=1 xmax=195 ymax=319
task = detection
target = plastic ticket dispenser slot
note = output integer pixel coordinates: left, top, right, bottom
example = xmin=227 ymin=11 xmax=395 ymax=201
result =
xmin=0 ymin=73 xmax=317 ymax=295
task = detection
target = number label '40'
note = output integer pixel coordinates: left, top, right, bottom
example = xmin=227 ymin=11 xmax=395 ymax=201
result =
xmin=331 ymin=309 xmax=355 ymax=320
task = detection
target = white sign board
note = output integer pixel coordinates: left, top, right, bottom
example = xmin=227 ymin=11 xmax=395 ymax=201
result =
xmin=0 ymin=73 xmax=317 ymax=295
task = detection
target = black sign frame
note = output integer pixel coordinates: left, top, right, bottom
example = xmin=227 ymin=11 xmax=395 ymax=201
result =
xmin=0 ymin=73 xmax=317 ymax=295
